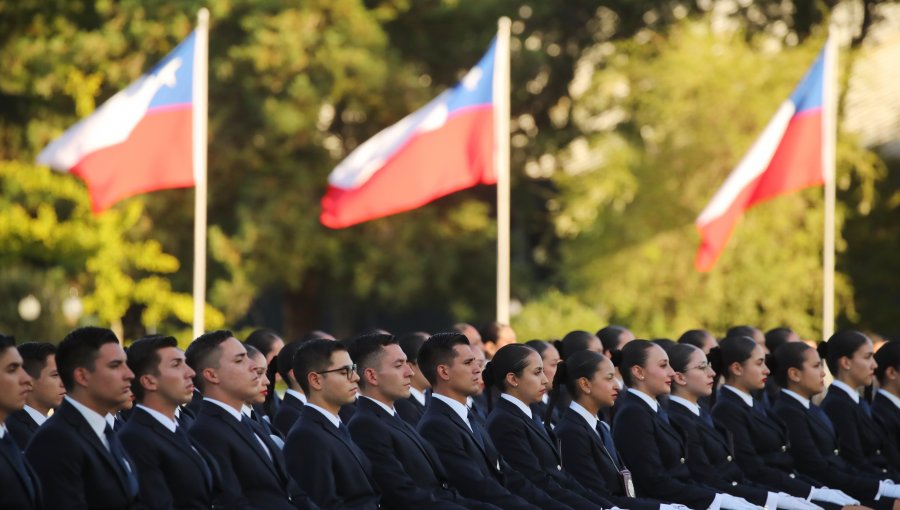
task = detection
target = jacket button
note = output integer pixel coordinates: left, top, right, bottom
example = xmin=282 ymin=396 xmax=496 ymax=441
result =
xmin=557 ymin=465 xmax=562 ymax=470
xmin=726 ymin=455 xmax=732 ymax=461
xmin=877 ymin=449 xmax=882 ymax=455
xmin=442 ymin=482 xmax=449 ymax=489
xmin=680 ymin=457 xmax=685 ymax=464
xmin=789 ymin=473 xmax=796 ymax=479
xmin=732 ymin=481 xmax=738 ymax=486
xmin=833 ymin=449 xmax=839 ymax=455
xmin=781 ymin=445 xmax=787 ymax=452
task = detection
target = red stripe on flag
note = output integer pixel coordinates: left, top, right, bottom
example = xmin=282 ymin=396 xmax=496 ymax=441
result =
xmin=70 ymin=108 xmax=195 ymax=212
xmin=320 ymin=106 xmax=495 ymax=229
xmin=696 ymin=111 xmax=824 ymax=271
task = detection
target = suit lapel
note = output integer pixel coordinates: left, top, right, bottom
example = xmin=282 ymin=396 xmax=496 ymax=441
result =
xmin=309 ymin=410 xmax=375 ymax=487
xmin=59 ymin=402 xmax=131 ymax=498
xmin=204 ymin=403 xmax=281 ymax=481
xmin=432 ymin=399 xmax=498 ymax=473
xmin=136 ymin=410 xmax=210 ymax=486
xmin=13 ymin=410 xmax=40 ymax=432
xmin=500 ymin=399 xmax=560 ymax=461
xmin=0 ymin=435 xmax=37 ymax=506
xmin=376 ymin=402 xmax=445 ymax=477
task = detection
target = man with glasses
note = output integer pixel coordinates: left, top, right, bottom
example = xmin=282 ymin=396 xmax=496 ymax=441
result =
xmin=185 ymin=330 xmax=317 ymax=510
xmin=285 ymin=339 xmax=380 ymax=510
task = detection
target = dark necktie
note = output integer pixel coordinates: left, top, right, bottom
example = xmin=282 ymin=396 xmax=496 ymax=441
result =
xmin=104 ymin=424 xmax=139 ymax=499
xmin=533 ymin=413 xmax=550 ymax=438
xmin=860 ymin=398 xmax=873 ymax=418
xmin=657 ymin=406 xmax=671 ymax=425
xmin=809 ymin=405 xmax=836 ymax=436
xmin=175 ymin=426 xmax=213 ymax=491
xmin=752 ymin=399 xmax=768 ymax=418
xmin=240 ymin=415 xmax=274 ymax=462
xmin=596 ymin=420 xmax=620 ymax=467
xmin=467 ymin=410 xmax=487 ymax=449
xmin=337 ymin=421 xmax=352 ymax=440
xmin=1 ymin=431 xmax=36 ymax=502
xmin=700 ymin=407 xmax=715 ymax=429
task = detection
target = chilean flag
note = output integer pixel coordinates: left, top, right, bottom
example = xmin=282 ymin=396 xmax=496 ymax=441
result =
xmin=38 ymin=32 xmax=199 ymax=212
xmin=320 ymin=40 xmax=497 ymax=229
xmin=695 ymin=42 xmax=835 ymax=271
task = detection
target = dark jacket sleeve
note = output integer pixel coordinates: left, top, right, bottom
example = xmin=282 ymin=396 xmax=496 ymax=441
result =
xmin=711 ymin=402 xmax=813 ymax=497
xmin=418 ymin=418 xmax=541 ymax=510
xmin=612 ymin=404 xmax=715 ymax=509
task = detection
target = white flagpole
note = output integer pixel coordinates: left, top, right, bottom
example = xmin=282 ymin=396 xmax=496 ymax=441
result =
xmin=192 ymin=8 xmax=209 ymax=340
xmin=822 ymin=35 xmax=838 ymax=340
xmin=494 ymin=17 xmax=511 ymax=325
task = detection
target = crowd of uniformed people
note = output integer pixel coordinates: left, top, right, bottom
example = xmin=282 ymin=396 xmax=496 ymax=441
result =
xmin=2 ymin=322 xmax=900 ymax=510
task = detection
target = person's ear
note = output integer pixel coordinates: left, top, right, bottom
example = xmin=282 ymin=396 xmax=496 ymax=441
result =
xmin=729 ymin=361 xmax=744 ymax=378
xmin=787 ymin=367 xmax=802 ymax=384
xmin=672 ymin=372 xmax=688 ymax=387
xmin=307 ymin=371 xmax=324 ymax=392
xmin=364 ymin=367 xmax=378 ymax=387
xmin=505 ymin=372 xmax=519 ymax=389
xmin=140 ymin=374 xmax=158 ymax=393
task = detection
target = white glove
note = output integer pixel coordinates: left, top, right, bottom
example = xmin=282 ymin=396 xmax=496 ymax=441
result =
xmin=808 ymin=487 xmax=860 ymax=506
xmin=880 ymin=480 xmax=900 ymax=499
xmin=775 ymin=492 xmax=824 ymax=510
xmin=718 ymin=494 xmax=765 ymax=510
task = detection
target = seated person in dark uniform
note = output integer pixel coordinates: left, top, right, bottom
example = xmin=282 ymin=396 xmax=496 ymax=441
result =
xmin=119 ymin=334 xmax=222 ymax=509
xmin=185 ymin=330 xmax=315 ymax=510
xmin=6 ymin=342 xmax=65 ymax=449
xmin=395 ymin=331 xmax=431 ymax=427
xmin=0 ymin=334 xmax=42 ymax=510
xmin=26 ymin=327 xmax=142 ymax=509
xmin=273 ymin=339 xmax=310 ymax=436
xmin=348 ymin=332 xmax=499 ymax=510
xmin=285 ymin=339 xmax=380 ymax=510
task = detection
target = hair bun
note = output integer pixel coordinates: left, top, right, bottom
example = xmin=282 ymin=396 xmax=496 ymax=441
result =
xmin=707 ymin=346 xmax=724 ymax=376
xmin=816 ymin=341 xmax=829 ymax=360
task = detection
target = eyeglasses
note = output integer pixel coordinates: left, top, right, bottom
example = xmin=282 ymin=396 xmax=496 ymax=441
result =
xmin=316 ymin=364 xmax=357 ymax=380
xmin=687 ymin=362 xmax=712 ymax=372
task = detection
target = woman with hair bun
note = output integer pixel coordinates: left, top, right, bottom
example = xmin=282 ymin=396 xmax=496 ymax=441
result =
xmin=710 ymin=337 xmax=859 ymax=508
xmin=818 ymin=331 xmax=900 ymax=479
xmin=483 ymin=344 xmax=609 ymax=510
xmin=873 ymin=340 xmax=900 ymax=469
xmin=666 ymin=343 xmax=820 ymax=510
xmin=770 ymin=340 xmax=900 ymax=508
xmin=613 ymin=340 xmax=761 ymax=510
xmin=554 ymin=350 xmax=688 ymax=510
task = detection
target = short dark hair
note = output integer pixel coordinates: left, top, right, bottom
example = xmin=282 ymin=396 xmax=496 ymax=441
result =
xmin=398 ymin=332 xmax=429 ymax=364
xmin=244 ymin=343 xmax=263 ymax=359
xmin=127 ymin=335 xmax=178 ymax=402
xmin=292 ymin=339 xmax=347 ymax=394
xmin=17 ymin=342 xmax=56 ymax=379
xmin=57 ymin=327 xmax=120 ymax=391
xmin=678 ymin=329 xmax=713 ymax=349
xmin=876 ymin=340 xmax=900 ymax=384
xmin=554 ymin=330 xmax=599 ymax=359
xmin=245 ymin=329 xmax=282 ymax=356
xmin=185 ymin=330 xmax=235 ymax=392
xmin=301 ymin=330 xmax=336 ymax=342
xmin=525 ymin=339 xmax=551 ymax=357
xmin=726 ymin=325 xmax=759 ymax=340
xmin=348 ymin=333 xmax=399 ymax=389
xmin=276 ymin=340 xmax=305 ymax=387
xmin=596 ymin=325 xmax=629 ymax=354
xmin=0 ymin=333 xmax=16 ymax=355
xmin=479 ymin=322 xmax=506 ymax=345
xmin=765 ymin=327 xmax=795 ymax=354
xmin=418 ymin=332 xmax=470 ymax=386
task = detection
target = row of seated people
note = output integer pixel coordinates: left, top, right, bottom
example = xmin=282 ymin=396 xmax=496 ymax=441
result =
xmin=2 ymin=326 xmax=900 ymax=510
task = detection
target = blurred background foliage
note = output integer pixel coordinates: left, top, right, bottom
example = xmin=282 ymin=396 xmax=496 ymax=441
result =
xmin=1 ymin=0 xmax=898 ymax=344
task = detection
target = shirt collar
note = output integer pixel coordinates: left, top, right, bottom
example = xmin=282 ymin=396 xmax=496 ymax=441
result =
xmin=830 ymin=380 xmax=860 ymax=404
xmin=466 ymin=396 xmax=474 ymax=408
xmin=627 ymin=388 xmax=659 ymax=412
xmin=241 ymin=404 xmax=253 ymax=418
xmin=0 ymin=423 xmax=7 ymax=439
xmin=361 ymin=395 xmax=395 ymax=416
xmin=541 ymin=393 xmax=549 ymax=405
xmin=781 ymin=389 xmax=810 ymax=409
xmin=285 ymin=389 xmax=307 ymax=404
xmin=500 ymin=393 xmax=533 ymax=419
xmin=409 ymin=387 xmax=426 ymax=406
xmin=105 ymin=413 xmax=116 ymax=429
xmin=65 ymin=395 xmax=110 ymax=441
xmin=136 ymin=404 xmax=177 ymax=433
xmin=669 ymin=395 xmax=700 ymax=416
xmin=304 ymin=403 xmax=342 ymax=429
xmin=23 ymin=405 xmax=48 ymax=426
xmin=203 ymin=397 xmax=244 ymax=422
xmin=878 ymin=389 xmax=900 ymax=410
xmin=569 ymin=401 xmax=600 ymax=433
xmin=723 ymin=385 xmax=755 ymax=408
xmin=432 ymin=392 xmax=472 ymax=429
